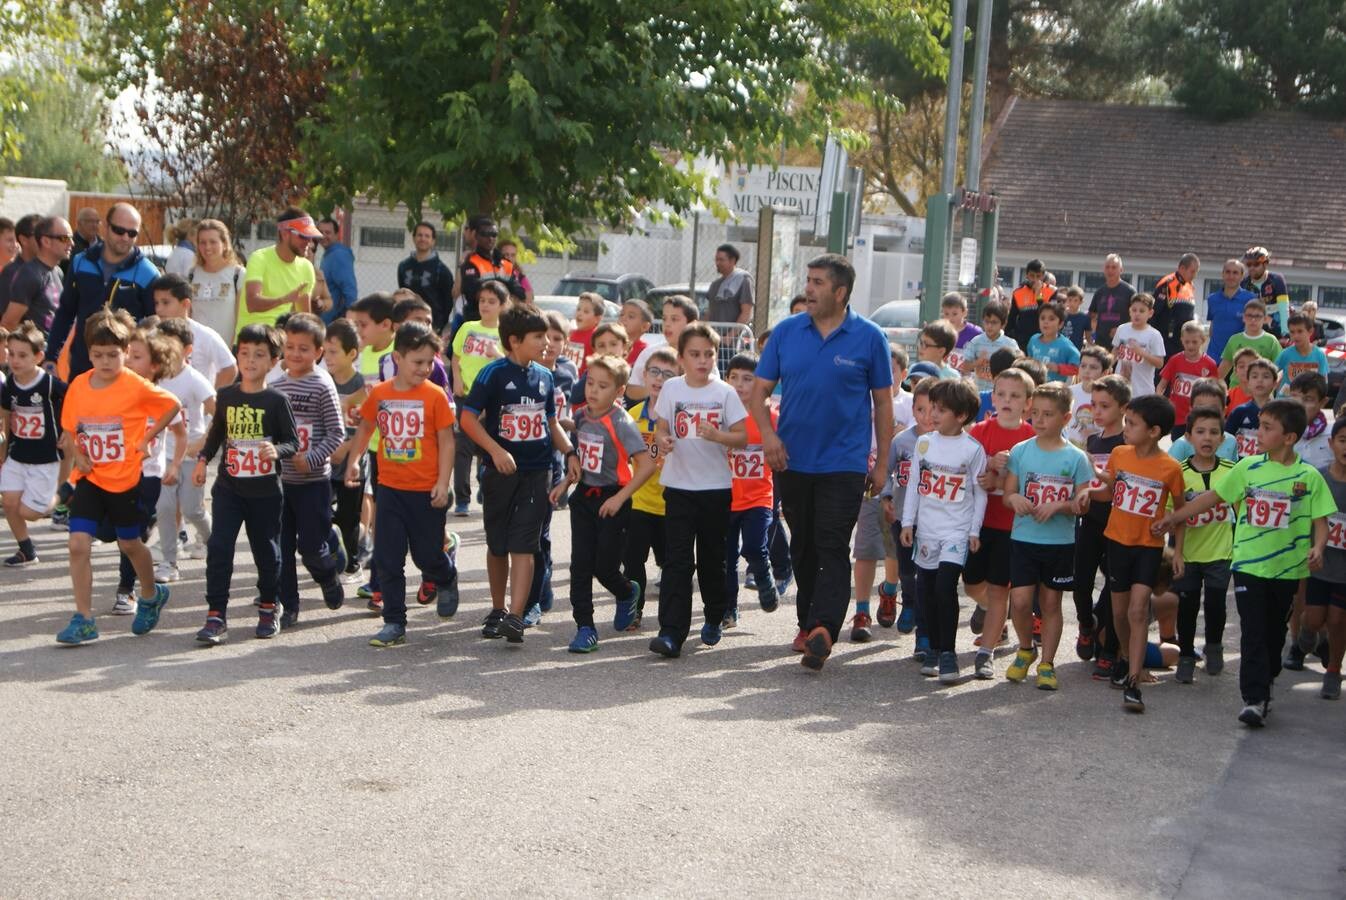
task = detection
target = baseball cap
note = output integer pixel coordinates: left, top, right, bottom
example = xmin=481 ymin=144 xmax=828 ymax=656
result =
xmin=1244 ymin=246 xmax=1270 ymax=263
xmin=907 ymin=361 xmax=941 ymax=383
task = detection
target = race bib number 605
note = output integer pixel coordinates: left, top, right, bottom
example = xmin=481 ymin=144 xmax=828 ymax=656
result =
xmin=77 ymin=419 xmax=125 ymax=463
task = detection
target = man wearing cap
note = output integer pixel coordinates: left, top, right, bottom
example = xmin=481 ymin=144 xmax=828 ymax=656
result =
xmin=1240 ymin=246 xmax=1291 ymax=339
xmin=457 ymin=215 xmax=523 ymax=326
xmin=236 ymin=207 xmax=320 ymax=337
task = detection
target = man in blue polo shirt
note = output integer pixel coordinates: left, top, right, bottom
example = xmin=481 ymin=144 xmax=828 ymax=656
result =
xmin=750 ymin=253 xmax=894 ymax=672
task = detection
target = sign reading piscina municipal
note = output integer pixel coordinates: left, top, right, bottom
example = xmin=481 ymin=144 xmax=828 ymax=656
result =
xmin=720 ymin=165 xmax=820 ymax=220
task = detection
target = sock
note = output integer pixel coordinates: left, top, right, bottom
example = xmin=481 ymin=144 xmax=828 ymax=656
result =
xmin=1160 ymin=634 xmax=1177 ymax=646
xmin=18 ymin=538 xmax=35 ymax=557
xmin=1328 ymin=666 xmax=1341 ymax=674
xmin=855 ymin=599 xmax=871 ymax=615
xmin=879 ymin=580 xmax=898 ymax=597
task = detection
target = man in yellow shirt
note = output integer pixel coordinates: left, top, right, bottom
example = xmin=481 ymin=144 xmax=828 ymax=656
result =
xmin=237 ymin=207 xmax=321 ymax=337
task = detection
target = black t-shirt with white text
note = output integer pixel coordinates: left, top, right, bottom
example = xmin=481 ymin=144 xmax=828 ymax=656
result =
xmin=0 ymin=371 xmax=66 ymax=464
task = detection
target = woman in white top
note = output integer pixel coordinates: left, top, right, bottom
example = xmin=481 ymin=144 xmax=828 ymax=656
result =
xmin=163 ymin=219 xmax=197 ymax=276
xmin=187 ymin=218 xmax=246 ymax=340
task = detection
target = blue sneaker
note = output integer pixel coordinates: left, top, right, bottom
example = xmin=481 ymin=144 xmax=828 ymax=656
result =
xmin=758 ymin=585 xmax=779 ymax=613
xmin=453 ymin=501 xmax=470 ymax=518
xmin=897 ymin=606 xmax=917 ymax=634
xmin=648 ymin=635 xmax=680 ymax=658
xmin=568 ymin=626 xmax=599 ymax=653
xmin=539 ymin=585 xmax=554 ymax=613
xmin=775 ymin=573 xmax=793 ymax=596
xmin=357 ymin=582 xmax=373 ymax=600
xmin=522 ymin=603 xmax=542 ymax=627
xmin=436 ymin=577 xmax=460 ymax=618
xmin=56 ymin=613 xmax=98 ymax=645
xmin=701 ymin=621 xmax=723 ymax=646
xmin=722 ymin=608 xmax=739 ymax=629
xmin=131 ymin=584 xmax=169 ymax=636
xmin=369 ymin=623 xmax=406 ymax=647
xmin=613 ymin=582 xmax=641 ymax=632
xmin=744 ymin=571 xmax=757 ymax=590
xmin=913 ymin=634 xmax=931 ymax=661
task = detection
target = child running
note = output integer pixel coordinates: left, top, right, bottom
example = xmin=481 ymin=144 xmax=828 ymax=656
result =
xmin=1157 ymin=321 xmax=1219 ymax=440
xmin=881 ymin=378 xmax=936 ymax=649
xmin=1169 ymin=379 xmax=1238 ymax=463
xmin=0 ymin=323 xmax=66 ymax=567
xmin=724 ymin=352 xmax=782 ymax=627
xmin=1064 ymin=346 xmax=1111 ymax=449
xmin=323 ymin=319 xmax=368 ymax=575
xmin=622 ymin=347 xmax=676 ymax=629
xmin=1226 ymin=357 xmax=1278 ymax=458
xmin=1301 ymin=418 xmax=1346 ymax=699
xmin=1111 ymin=293 xmax=1166 ymax=399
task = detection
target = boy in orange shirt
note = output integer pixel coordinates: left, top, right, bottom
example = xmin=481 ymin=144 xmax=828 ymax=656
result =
xmin=56 ymin=309 xmax=182 ymax=644
xmin=723 ymin=353 xmax=781 ymax=625
xmin=346 ymin=321 xmax=458 ymax=648
xmin=1095 ymin=394 xmax=1186 ymax=713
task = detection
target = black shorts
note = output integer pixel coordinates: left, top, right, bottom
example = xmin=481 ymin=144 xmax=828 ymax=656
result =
xmin=963 ymin=526 xmax=1011 ymax=587
xmin=1105 ymin=539 xmax=1163 ymax=592
xmin=1306 ymin=577 xmax=1346 ymax=611
xmin=482 ymin=467 xmax=550 ymax=556
xmin=367 ymin=450 xmax=379 ymax=488
xmin=69 ymin=478 xmax=141 ymax=538
xmin=1010 ymin=540 xmax=1075 ymax=589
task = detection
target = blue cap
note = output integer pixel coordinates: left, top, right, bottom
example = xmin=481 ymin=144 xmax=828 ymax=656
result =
xmin=907 ymin=361 xmax=941 ymax=381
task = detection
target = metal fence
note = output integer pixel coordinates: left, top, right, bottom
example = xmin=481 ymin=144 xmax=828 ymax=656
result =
xmin=648 ymin=320 xmax=756 ymax=374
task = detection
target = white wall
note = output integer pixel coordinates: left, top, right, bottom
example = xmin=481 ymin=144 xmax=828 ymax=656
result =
xmin=0 ymin=177 xmax=68 ymax=220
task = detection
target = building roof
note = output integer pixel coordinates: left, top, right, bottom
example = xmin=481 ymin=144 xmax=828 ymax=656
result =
xmin=981 ymin=98 xmax=1346 ymax=270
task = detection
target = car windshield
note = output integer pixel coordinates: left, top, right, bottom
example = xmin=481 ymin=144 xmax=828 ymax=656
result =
xmin=554 ymin=280 xmax=616 ymax=302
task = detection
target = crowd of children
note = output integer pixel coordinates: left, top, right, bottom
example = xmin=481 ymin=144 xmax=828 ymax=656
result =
xmin=3 ymin=272 xmax=1343 ymax=730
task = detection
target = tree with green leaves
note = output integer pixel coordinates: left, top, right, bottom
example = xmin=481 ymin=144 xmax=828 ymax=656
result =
xmin=0 ymin=3 xmax=79 ymax=164
xmin=3 ymin=64 xmax=124 ymax=191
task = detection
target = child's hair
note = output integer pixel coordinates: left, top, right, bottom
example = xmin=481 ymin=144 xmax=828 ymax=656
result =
xmin=391 ymin=296 xmax=433 ymax=324
xmin=1243 ymin=357 xmax=1278 ymax=383
xmin=394 ymin=320 xmax=442 ymax=356
xmin=1243 ymin=298 xmax=1266 ymax=315
xmin=1190 ymin=377 xmax=1227 ymax=407
xmin=756 ymin=327 xmax=772 ymax=351
xmin=927 ymin=378 xmax=980 ymax=425
xmin=678 ymin=321 xmax=720 ymax=354
xmin=989 ymin=346 xmax=1019 ymax=377
xmin=890 ymin=345 xmax=909 ymax=372
xmin=585 ymin=353 xmax=631 ymax=389
xmin=542 ymin=310 xmax=570 ymax=336
xmin=1037 ymin=301 xmax=1064 ymax=324
xmin=479 ymin=281 xmax=510 ymax=305
xmin=134 ymin=328 xmax=182 ymax=382
xmin=1289 ymin=371 xmax=1329 ymax=400
xmin=726 ymin=352 xmax=759 ymax=376
xmin=982 ymin=300 xmax=1007 ymax=324
xmin=1232 ymin=346 xmax=1261 ymax=365
xmin=0 ymin=325 xmax=9 ymax=345
xmin=237 ymin=323 xmax=283 ymax=359
xmin=789 ymin=293 xmax=807 ymax=312
xmin=940 ymin=291 xmax=966 ymax=312
xmin=284 ymin=311 xmax=326 ymax=346
xmin=911 ymin=377 xmax=936 ymax=400
xmin=1260 ymin=397 xmax=1308 ymax=441
xmin=1080 ymin=345 xmax=1113 ymax=372
xmin=6 ymin=320 xmax=45 ymax=355
xmin=592 ymin=321 xmax=630 ymax=348
xmin=995 ymin=367 xmax=1036 ymax=397
xmin=1092 ymin=373 xmax=1132 ymax=406
xmin=150 ymin=272 xmax=192 ymax=302
xmin=662 ymin=294 xmax=699 ymax=322
xmin=1332 ymin=417 xmax=1346 ymax=439
xmin=1155 ymin=548 xmax=1174 ymax=595
xmin=1063 ymin=285 xmax=1085 ymax=302
xmin=645 ymin=346 xmax=677 ymax=369
xmin=390 ymin=287 xmax=425 ymax=305
xmin=576 ymin=292 xmax=606 ymax=320
xmin=349 ymin=292 xmax=396 ymax=323
xmin=920 ymin=320 xmax=956 ymax=355
xmin=325 ymin=318 xmax=359 ymax=355
xmin=1287 ymin=313 xmax=1312 ymax=332
xmin=1129 ymin=292 xmax=1155 ymax=310
xmin=1011 ymin=356 xmax=1047 ymax=386
xmin=498 ymin=303 xmax=548 ymax=352
xmin=154 ymin=316 xmax=194 ymax=352
xmin=1126 ymin=394 xmax=1176 ymax=435
xmin=1179 ymin=321 xmax=1205 ymax=340
xmin=1186 ymin=407 xmax=1224 ymax=432
xmin=85 ymin=307 xmax=137 ymax=349
xmin=622 ymin=299 xmax=654 ymax=326
xmin=1031 ymin=381 xmax=1072 ymax=414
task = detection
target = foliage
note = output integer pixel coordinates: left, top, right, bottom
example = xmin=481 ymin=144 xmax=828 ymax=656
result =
xmin=2 ymin=61 xmax=124 ymax=191
xmin=0 ymin=2 xmax=80 ymax=164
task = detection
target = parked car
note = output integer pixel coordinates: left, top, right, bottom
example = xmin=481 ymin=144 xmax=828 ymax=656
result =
xmin=552 ymin=272 xmax=653 ymax=304
xmin=532 ymin=294 xmax=621 ymax=324
xmin=1313 ymin=310 xmax=1346 ymax=344
xmin=646 ymin=282 xmax=710 ymax=317
xmin=867 ymin=299 xmax=922 ymax=329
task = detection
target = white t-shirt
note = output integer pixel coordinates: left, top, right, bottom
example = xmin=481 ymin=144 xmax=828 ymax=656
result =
xmin=872 ymin=390 xmax=915 ymax=468
xmin=182 ymin=318 xmax=234 ymax=386
xmin=1064 ymin=382 xmax=1100 ymax=448
xmin=1111 ymin=323 xmax=1166 ymax=399
xmin=142 ymin=414 xmax=170 ymax=479
xmin=165 ymin=245 xmax=195 ymax=277
xmin=653 ymin=376 xmax=747 ymax=490
xmin=188 ymin=264 xmax=246 ymax=341
xmin=899 ymin=430 xmax=988 ymax=543
xmin=160 ymin=365 xmax=216 ymax=460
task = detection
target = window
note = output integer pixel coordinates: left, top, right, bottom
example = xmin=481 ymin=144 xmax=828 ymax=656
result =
xmin=1287 ymin=283 xmax=1314 ymax=304
xmin=1319 ymin=286 xmax=1346 ymax=309
xmin=1136 ymin=274 xmax=1162 ymax=293
xmin=435 ymin=231 xmax=458 ymax=254
xmin=996 ymin=265 xmax=1016 ymax=287
xmin=255 ymin=222 xmax=277 ymax=240
xmin=1049 ymin=270 xmax=1073 ymax=288
xmin=360 ymin=226 xmax=405 ymax=249
xmin=234 ymin=223 xmax=252 ymax=239
xmin=1078 ymin=271 xmax=1137 ymax=292
xmin=571 ymin=238 xmax=599 ymax=262
xmin=1204 ymin=279 xmax=1223 ymax=299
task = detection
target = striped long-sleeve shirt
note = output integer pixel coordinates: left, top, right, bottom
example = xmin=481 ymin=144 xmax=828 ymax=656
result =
xmin=272 ymin=368 xmax=345 ymax=483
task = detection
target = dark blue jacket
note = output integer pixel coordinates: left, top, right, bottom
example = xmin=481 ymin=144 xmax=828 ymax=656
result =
xmin=49 ymin=243 xmax=159 ymax=377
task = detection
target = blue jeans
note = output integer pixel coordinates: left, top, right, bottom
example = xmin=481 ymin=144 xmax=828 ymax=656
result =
xmin=725 ymin=506 xmax=773 ymax=611
xmin=279 ymin=480 xmax=340 ymax=615
xmin=768 ymin=501 xmax=792 ymax=581
xmin=205 ymin=485 xmax=282 ymax=616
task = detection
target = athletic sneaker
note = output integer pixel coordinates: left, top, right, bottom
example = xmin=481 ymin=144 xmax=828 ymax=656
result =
xmin=849 ymin=612 xmax=873 ymax=643
xmin=757 ymin=585 xmax=780 ymax=613
xmin=973 ymin=650 xmax=994 ymax=680
xmin=1110 ymin=665 xmax=1130 ymax=690
xmin=721 ymin=608 xmax=738 ymax=629
xmin=1238 ymin=701 xmax=1268 ymax=727
xmin=896 ymin=606 xmax=916 ymax=635
xmin=937 ymin=651 xmax=960 ymax=684
xmin=1283 ymin=643 xmax=1307 ymax=671
xmin=111 ymin=592 xmax=136 ymax=616
xmin=436 ymin=578 xmax=460 ymax=618
xmin=4 ymin=548 xmax=37 ymax=567
xmin=131 ymin=584 xmax=170 ymax=636
xmin=919 ymin=654 xmax=939 ymax=677
xmin=649 ymin=635 xmax=679 ymax=658
xmin=913 ymin=634 xmax=931 ymax=661
xmin=196 ymin=615 xmax=227 ymax=645
xmin=973 ymin=626 xmax=1008 ymax=649
xmin=522 ymin=603 xmax=542 ymax=627
xmin=453 ymin=501 xmax=470 ymax=517
xmin=614 ymin=582 xmax=640 ymax=632
xmin=1175 ymin=655 xmax=1198 ymax=684
xmin=481 ymin=608 xmax=505 ymax=639
xmin=1321 ymin=671 xmax=1341 ymax=700
xmin=876 ymin=584 xmax=898 ymax=628
xmin=775 ymin=573 xmax=793 ymax=596
xmin=1204 ymin=643 xmax=1224 ymax=675
xmin=366 ymin=592 xmax=383 ymax=614
xmin=357 ymin=582 xmax=374 ymax=599
xmin=800 ymin=626 xmax=832 ymax=671
xmin=500 ymin=613 xmax=526 ymax=643
xmin=280 ymin=608 xmax=300 ymax=629
xmin=1035 ymin=662 xmax=1058 ymax=691
xmin=1092 ymin=656 xmax=1116 ymax=681
xmin=50 ymin=505 xmax=69 ymax=531
xmin=1122 ymin=679 xmax=1144 ymax=713
xmin=56 ymin=613 xmax=98 ymax=645
xmin=369 ymin=623 xmax=407 ymax=648
xmin=969 ymin=605 xmax=985 ymax=635
xmin=568 ymin=626 xmax=599 ymax=654
xmin=701 ymin=621 xmax=723 ymax=647
xmin=183 ymin=541 xmax=208 ymax=560
xmin=625 ymin=613 xmax=642 ymax=632
xmin=791 ymin=627 xmax=809 ymax=653
xmin=1074 ymin=630 xmax=1095 ymax=661
xmin=416 ymin=581 xmax=437 ymax=606
xmin=256 ymin=604 xmax=280 ymax=639
xmin=154 ymin=562 xmax=180 ymax=584
xmin=322 ymin=579 xmax=345 ymax=611
xmin=1005 ymin=647 xmax=1038 ymax=683
xmin=744 ymin=571 xmax=756 ymax=590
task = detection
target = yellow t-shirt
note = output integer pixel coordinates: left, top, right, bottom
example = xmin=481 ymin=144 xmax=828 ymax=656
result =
xmin=237 ymin=245 xmax=316 ymax=337
xmin=451 ymin=321 xmax=501 ymax=395
xmin=628 ymin=400 xmax=665 ymax=516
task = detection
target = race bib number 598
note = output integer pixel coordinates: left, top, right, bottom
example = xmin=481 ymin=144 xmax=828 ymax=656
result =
xmin=500 ymin=404 xmax=546 ymax=442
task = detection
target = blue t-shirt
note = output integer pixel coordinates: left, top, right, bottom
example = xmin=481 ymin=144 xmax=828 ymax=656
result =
xmin=462 ymin=357 xmax=557 ymax=472
xmin=1062 ymin=312 xmax=1091 ymax=349
xmin=1026 ymin=334 xmax=1081 ymax=383
xmin=977 ymin=389 xmax=995 ymax=423
xmin=1275 ymin=345 xmax=1329 ymax=388
xmin=757 ymin=309 xmax=893 ymax=475
xmin=1007 ymin=439 xmax=1094 ymax=544
xmin=1206 ymin=288 xmax=1258 ymax=362
xmin=1170 ymin=433 xmax=1239 ymax=464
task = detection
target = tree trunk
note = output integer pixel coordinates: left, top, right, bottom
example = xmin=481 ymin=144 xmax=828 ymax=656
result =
xmin=987 ymin=0 xmax=1014 ymax=125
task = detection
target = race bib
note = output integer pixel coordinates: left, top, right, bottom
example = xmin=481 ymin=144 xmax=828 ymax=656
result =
xmin=12 ymin=405 xmax=44 ymax=440
xmin=378 ymin=399 xmax=427 ymax=460
xmin=1286 ymin=361 xmax=1318 ymax=381
xmin=225 ymin=439 xmax=274 ymax=478
xmin=1188 ymin=502 xmax=1231 ymax=527
xmin=731 ymin=447 xmax=765 ymax=480
xmin=578 ymin=431 xmax=604 ymax=474
xmin=1024 ymin=473 xmax=1074 ymax=507
xmin=565 ymin=341 xmax=586 ymax=367
xmin=500 ymin=402 xmax=547 ymax=442
xmin=1328 ymin=513 xmax=1346 ymax=550
xmin=553 ymin=386 xmax=568 ymax=420
xmin=974 ymin=354 xmax=992 ymax=383
xmin=1115 ymin=342 xmax=1141 ymax=363
xmin=463 ymin=333 xmax=499 ymax=358
xmin=1171 ymin=373 xmax=1200 ymax=399
xmin=1113 ymin=471 xmax=1164 ymax=517
xmin=1088 ymin=452 xmax=1110 ymax=492
xmin=1236 ymin=429 xmax=1259 ymax=457
xmin=1244 ymin=488 xmax=1291 ymax=529
xmin=77 ymin=418 xmax=125 ymax=463
xmin=947 ymin=350 xmax=964 ymax=372
xmin=917 ymin=465 xmax=967 ymax=502
xmin=896 ymin=458 xmax=912 ymax=488
xmin=296 ymin=423 xmax=312 ymax=454
xmin=673 ymin=402 xmax=722 ymax=440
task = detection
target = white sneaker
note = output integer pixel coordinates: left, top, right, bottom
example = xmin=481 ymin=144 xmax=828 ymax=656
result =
xmin=154 ymin=562 xmax=180 ymax=584
xmin=112 ymin=592 xmax=136 ymax=615
xmin=183 ymin=542 xmax=208 ymax=560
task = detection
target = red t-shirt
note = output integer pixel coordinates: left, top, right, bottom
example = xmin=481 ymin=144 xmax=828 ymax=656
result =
xmin=730 ymin=413 xmax=775 ymax=512
xmin=568 ymin=328 xmax=596 ymax=373
xmin=968 ymin=418 xmax=1036 ymax=531
xmin=626 ymin=338 xmax=647 ymax=369
xmin=1159 ymin=353 xmax=1218 ymax=424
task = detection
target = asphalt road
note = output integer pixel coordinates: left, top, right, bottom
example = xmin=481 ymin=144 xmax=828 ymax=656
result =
xmin=1 ymin=514 xmax=1343 ymax=899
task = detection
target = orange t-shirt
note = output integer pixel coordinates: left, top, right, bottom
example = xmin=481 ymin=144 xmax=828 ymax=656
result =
xmin=358 ymin=379 xmax=455 ymax=491
xmin=61 ymin=368 xmax=179 ymax=493
xmin=1225 ymin=385 xmax=1250 ymax=415
xmin=730 ymin=413 xmax=774 ymax=512
xmin=1103 ymin=444 xmax=1185 ymax=549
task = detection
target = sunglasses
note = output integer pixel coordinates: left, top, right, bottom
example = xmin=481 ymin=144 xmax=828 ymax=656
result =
xmin=40 ymin=233 xmax=74 ymax=243
xmin=109 ymin=223 xmax=139 ymax=238
xmin=478 ymin=229 xmax=498 ymax=237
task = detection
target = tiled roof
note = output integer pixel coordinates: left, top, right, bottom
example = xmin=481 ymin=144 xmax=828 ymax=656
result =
xmin=981 ymin=98 xmax=1346 ymax=269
